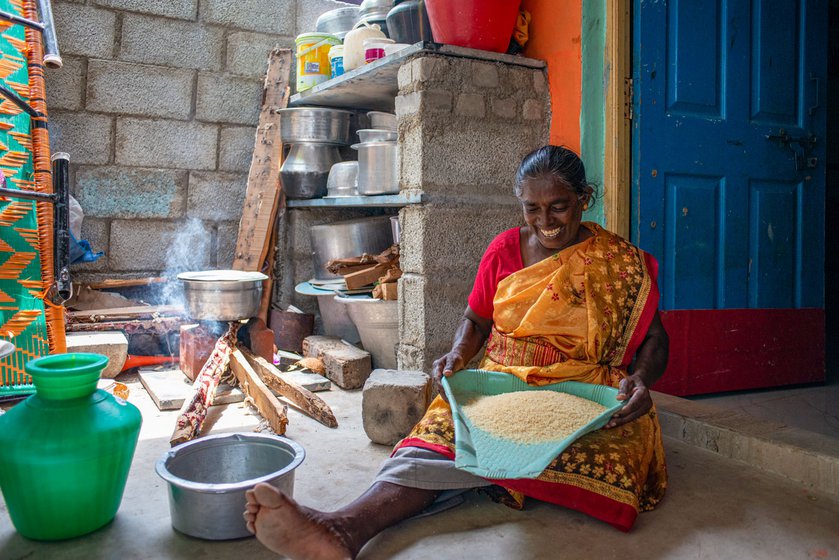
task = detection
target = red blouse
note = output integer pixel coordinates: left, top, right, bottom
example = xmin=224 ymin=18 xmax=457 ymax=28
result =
xmin=467 ymin=228 xmax=524 ymax=319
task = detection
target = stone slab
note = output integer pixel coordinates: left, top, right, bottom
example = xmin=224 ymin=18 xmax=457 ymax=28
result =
xmin=65 ymin=331 xmax=128 ymax=379
xmin=302 ymin=335 xmax=372 ymax=390
xmin=281 ymin=369 xmax=331 ymax=392
xmin=138 ymin=367 xmax=244 ymax=411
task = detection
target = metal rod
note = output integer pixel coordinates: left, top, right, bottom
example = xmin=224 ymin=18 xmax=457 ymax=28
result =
xmin=0 ymin=9 xmax=44 ymax=31
xmin=35 ymin=0 xmax=61 ymax=68
xmin=0 ymin=83 xmax=42 ymax=117
xmin=51 ymin=152 xmax=71 ymax=302
xmin=0 ymin=185 xmax=55 ymax=202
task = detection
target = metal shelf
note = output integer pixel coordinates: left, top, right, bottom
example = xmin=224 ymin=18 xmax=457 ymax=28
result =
xmin=286 ymin=191 xmax=422 ymax=208
xmin=288 ymin=42 xmax=545 ymax=112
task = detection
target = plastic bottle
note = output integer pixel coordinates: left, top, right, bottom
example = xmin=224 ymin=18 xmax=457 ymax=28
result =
xmin=0 ymin=353 xmax=142 ymax=540
xmin=343 ymin=23 xmax=386 ymax=71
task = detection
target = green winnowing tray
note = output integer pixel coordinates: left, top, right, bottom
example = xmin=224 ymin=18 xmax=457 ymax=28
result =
xmin=442 ymin=370 xmax=624 ymax=480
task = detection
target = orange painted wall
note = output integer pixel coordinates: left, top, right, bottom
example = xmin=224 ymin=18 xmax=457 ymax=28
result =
xmin=520 ymin=0 xmax=582 ymax=153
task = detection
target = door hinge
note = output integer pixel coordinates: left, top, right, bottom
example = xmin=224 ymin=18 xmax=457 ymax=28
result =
xmin=624 ymin=78 xmax=633 ymax=121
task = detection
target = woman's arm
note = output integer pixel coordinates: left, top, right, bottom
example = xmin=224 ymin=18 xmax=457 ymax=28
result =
xmin=606 ymin=310 xmax=669 ymax=428
xmin=431 ymin=306 xmax=492 ymax=399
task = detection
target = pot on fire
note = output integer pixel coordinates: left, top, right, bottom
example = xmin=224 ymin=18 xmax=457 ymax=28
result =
xmin=177 ymin=270 xmax=268 ymax=322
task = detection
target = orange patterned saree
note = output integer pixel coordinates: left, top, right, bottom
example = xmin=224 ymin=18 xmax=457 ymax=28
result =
xmin=395 ymin=223 xmax=667 ymax=531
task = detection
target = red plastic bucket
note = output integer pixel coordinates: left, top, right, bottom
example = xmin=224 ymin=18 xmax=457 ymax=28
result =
xmin=424 ymin=0 xmax=520 ymax=53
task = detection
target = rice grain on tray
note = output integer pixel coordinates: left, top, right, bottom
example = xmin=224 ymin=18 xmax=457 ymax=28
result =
xmin=462 ymin=391 xmax=607 ymax=444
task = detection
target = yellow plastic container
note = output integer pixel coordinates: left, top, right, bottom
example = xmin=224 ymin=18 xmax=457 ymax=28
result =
xmin=296 ymin=32 xmax=341 ymax=92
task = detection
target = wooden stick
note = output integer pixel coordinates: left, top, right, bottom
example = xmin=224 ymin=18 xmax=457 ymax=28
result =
xmin=86 ymin=277 xmax=167 ymax=290
xmin=66 ymin=316 xmax=188 ymax=334
xmin=68 ymin=304 xmax=184 ymax=320
xmin=170 ymin=324 xmax=240 ymax=446
xmin=229 ymin=348 xmax=289 ymax=435
xmin=240 ymin=347 xmax=337 ymax=428
xmin=257 ymin=224 xmax=279 ymax=324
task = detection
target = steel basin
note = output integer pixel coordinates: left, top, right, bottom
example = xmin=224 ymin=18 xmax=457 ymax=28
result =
xmin=309 ymin=216 xmax=393 ymax=281
xmin=177 ymin=270 xmax=267 ymax=321
xmin=278 ymin=108 xmax=353 ymax=145
xmin=334 ymin=295 xmax=398 ymax=369
xmin=326 ymin=161 xmax=359 ymax=197
xmin=155 ymin=433 xmax=305 ymax=540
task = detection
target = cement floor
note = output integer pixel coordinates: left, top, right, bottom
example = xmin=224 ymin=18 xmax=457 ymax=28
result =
xmin=2 ymin=376 xmax=839 ymax=560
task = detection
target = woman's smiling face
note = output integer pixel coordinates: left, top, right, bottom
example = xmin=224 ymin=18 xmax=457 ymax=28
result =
xmin=519 ymin=176 xmax=590 ymax=252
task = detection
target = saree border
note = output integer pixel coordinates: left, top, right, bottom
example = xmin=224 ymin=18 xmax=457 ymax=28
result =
xmin=616 ymin=249 xmax=660 ymax=367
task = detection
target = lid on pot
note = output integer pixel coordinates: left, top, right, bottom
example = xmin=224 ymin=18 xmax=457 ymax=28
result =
xmin=178 ymin=270 xmax=268 ymax=283
xmin=351 ymin=141 xmax=397 ymax=150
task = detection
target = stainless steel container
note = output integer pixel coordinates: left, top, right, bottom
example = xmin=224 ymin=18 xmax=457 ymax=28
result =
xmin=295 ymin=282 xmax=361 ymax=343
xmin=357 ymin=128 xmax=398 ymax=143
xmin=353 ymin=141 xmax=400 ymax=195
xmin=335 ymin=296 xmax=398 ymax=369
xmin=316 ymin=6 xmax=361 ymax=39
xmin=281 ymin=142 xmax=343 ymax=199
xmin=309 ymin=216 xmax=393 ymax=281
xmin=366 ymin=111 xmax=397 ymax=130
xmin=177 ymin=270 xmax=267 ymax=321
xmin=278 ymin=108 xmax=353 ymax=145
xmin=326 ymin=161 xmax=359 ymax=197
xmin=356 ymin=0 xmax=393 ymax=35
xmin=155 ymin=433 xmax=305 ymax=541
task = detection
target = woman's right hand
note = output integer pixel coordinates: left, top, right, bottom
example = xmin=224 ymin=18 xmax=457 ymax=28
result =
xmin=431 ymin=352 xmax=465 ymax=402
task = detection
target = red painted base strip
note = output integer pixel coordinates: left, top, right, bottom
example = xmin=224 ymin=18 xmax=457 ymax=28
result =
xmin=654 ymin=308 xmax=825 ymax=396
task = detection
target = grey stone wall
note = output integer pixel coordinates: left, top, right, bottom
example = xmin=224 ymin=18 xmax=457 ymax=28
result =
xmin=395 ymin=54 xmax=550 ymax=371
xmin=47 ymin=0 xmax=352 ymax=280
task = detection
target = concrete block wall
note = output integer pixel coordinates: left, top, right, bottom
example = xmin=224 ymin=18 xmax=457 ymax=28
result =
xmin=47 ymin=0 xmax=354 ymax=280
xmin=395 ymin=54 xmax=550 ymax=371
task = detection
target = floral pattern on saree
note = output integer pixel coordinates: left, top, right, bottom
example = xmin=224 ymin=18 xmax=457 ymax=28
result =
xmin=396 ymin=224 xmax=667 ymax=530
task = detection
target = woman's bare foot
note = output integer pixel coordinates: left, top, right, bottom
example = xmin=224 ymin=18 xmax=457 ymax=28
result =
xmin=244 ymin=483 xmax=353 ymax=560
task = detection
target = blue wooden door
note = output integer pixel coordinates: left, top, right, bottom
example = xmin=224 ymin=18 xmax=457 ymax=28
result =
xmin=632 ymin=0 xmax=827 ymax=310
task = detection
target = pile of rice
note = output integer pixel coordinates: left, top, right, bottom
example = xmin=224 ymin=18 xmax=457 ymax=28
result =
xmin=462 ymin=390 xmax=607 ymax=444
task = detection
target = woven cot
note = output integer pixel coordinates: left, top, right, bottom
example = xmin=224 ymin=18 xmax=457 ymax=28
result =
xmin=0 ymin=0 xmax=65 ymax=393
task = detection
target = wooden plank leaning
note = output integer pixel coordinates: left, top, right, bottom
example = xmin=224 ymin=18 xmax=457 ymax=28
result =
xmin=229 ymin=348 xmax=289 ymax=435
xmin=239 ymin=346 xmax=338 ymax=428
xmin=232 ymin=48 xmax=292 ymax=323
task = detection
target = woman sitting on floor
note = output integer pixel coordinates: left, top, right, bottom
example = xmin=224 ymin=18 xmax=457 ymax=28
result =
xmin=244 ymin=145 xmax=670 ymax=560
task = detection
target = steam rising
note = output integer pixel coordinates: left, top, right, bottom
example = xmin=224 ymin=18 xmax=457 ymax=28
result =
xmin=162 ymin=218 xmax=213 ymax=308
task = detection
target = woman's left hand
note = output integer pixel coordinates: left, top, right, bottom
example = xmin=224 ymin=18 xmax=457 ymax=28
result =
xmin=606 ymin=374 xmax=653 ymax=429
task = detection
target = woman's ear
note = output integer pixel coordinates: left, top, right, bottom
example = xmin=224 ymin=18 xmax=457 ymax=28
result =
xmin=580 ymin=187 xmax=593 ymax=210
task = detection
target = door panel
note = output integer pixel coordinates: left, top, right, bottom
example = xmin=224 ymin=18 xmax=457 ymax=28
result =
xmin=632 ymin=0 xmax=826 ymax=310
xmin=664 ymin=174 xmax=723 ymax=309
xmin=749 ymin=179 xmax=803 ymax=308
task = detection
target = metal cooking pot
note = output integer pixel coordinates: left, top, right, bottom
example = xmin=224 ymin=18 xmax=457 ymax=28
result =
xmin=155 ymin=433 xmax=305 ymax=540
xmin=316 ymin=6 xmax=360 ymax=39
xmin=177 ymin=270 xmax=268 ymax=321
xmin=309 ymin=217 xmax=393 ymax=281
xmin=353 ymin=141 xmax=400 ymax=195
xmin=281 ymin=142 xmax=343 ymax=199
xmin=278 ymin=108 xmax=353 ymax=145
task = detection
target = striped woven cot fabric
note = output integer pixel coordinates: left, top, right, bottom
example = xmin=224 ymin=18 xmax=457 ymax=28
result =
xmin=0 ymin=0 xmax=64 ymax=391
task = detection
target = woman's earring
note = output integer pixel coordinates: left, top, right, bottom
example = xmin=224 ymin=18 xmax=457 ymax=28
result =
xmin=583 ymin=203 xmax=589 ymax=210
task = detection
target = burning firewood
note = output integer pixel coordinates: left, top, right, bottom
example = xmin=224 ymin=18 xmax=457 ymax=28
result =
xmin=170 ymin=323 xmax=240 ymax=446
